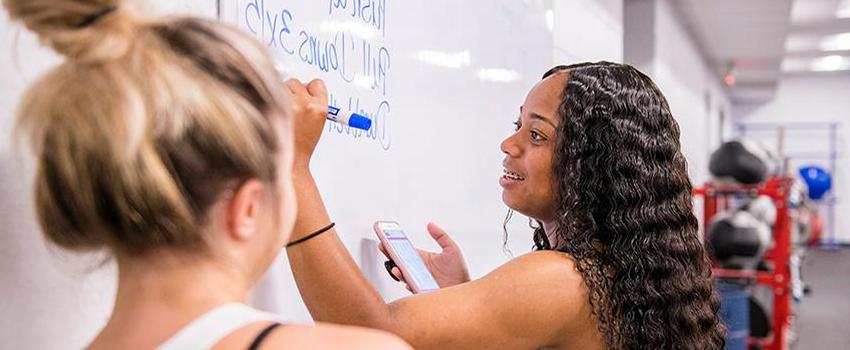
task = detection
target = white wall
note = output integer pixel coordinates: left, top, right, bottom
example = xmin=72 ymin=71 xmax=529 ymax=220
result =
xmin=734 ymin=74 xmax=850 ymax=243
xmin=0 ymin=2 xmax=215 ymax=349
xmin=553 ymin=0 xmax=623 ymax=64
xmin=0 ymin=11 xmax=118 ymax=350
xmin=652 ymin=0 xmax=732 ymax=186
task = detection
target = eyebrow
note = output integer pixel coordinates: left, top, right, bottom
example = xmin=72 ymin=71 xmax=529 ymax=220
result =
xmin=531 ymin=113 xmax=558 ymax=128
xmin=518 ymin=106 xmax=558 ymax=129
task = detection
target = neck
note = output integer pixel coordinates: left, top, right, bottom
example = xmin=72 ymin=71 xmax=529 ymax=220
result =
xmin=88 ymin=251 xmax=253 ymax=349
xmin=543 ymin=220 xmax=559 ymax=248
xmin=110 ymin=252 xmax=248 ymax=322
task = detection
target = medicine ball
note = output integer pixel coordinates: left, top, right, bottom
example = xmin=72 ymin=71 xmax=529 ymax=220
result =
xmin=743 ymin=139 xmax=780 ymax=177
xmin=799 ymin=165 xmax=832 ymax=200
xmin=739 ymin=196 xmax=777 ymax=226
xmin=709 ymin=141 xmax=768 ymax=184
xmin=707 ymin=210 xmax=770 ymax=269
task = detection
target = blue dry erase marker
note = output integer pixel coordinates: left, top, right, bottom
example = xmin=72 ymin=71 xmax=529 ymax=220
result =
xmin=327 ymin=106 xmax=372 ymax=130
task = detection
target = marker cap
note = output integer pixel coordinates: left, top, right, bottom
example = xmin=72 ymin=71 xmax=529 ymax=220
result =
xmin=349 ymin=114 xmax=373 ymax=130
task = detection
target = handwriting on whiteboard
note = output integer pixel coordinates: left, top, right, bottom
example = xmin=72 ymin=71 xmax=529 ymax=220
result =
xmin=243 ymin=0 xmax=392 ymax=150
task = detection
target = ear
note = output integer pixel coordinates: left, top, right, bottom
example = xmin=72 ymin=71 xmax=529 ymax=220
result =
xmin=228 ymin=179 xmax=268 ymax=242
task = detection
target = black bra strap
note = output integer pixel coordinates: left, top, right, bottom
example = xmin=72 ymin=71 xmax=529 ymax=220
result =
xmin=247 ymin=323 xmax=281 ymax=350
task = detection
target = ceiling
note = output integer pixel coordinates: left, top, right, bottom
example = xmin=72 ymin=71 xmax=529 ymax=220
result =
xmin=671 ymin=0 xmax=850 ymax=104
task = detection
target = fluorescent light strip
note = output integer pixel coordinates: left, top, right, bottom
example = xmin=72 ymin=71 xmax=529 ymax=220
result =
xmin=782 ymin=56 xmax=850 ymax=72
xmin=820 ymin=32 xmax=850 ymax=51
xmin=811 ymin=55 xmax=850 ymax=71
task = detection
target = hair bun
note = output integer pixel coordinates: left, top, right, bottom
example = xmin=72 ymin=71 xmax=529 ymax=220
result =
xmin=3 ymin=0 xmax=136 ymax=63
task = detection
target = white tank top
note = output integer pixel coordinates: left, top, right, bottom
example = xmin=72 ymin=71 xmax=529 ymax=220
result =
xmin=157 ymin=303 xmax=283 ymax=350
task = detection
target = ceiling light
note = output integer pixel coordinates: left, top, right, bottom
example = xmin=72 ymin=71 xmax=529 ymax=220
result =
xmin=820 ymin=33 xmax=850 ymax=51
xmin=838 ymin=0 xmax=850 ymax=18
xmin=810 ymin=55 xmax=850 ymax=71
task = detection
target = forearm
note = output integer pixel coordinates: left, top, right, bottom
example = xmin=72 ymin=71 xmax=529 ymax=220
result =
xmin=286 ymin=167 xmax=394 ymax=328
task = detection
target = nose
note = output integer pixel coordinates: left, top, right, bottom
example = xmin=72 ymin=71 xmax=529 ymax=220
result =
xmin=501 ymin=132 xmax=521 ymax=158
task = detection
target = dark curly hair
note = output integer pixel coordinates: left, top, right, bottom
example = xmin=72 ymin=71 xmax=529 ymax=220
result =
xmin=535 ymin=62 xmax=725 ymax=349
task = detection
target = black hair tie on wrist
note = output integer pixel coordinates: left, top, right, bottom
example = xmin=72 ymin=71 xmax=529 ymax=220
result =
xmin=286 ymin=223 xmax=335 ymax=248
xmin=76 ymin=6 xmax=117 ymax=29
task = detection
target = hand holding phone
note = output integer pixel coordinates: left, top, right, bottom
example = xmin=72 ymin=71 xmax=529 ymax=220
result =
xmin=380 ymin=222 xmax=471 ymax=292
xmin=374 ymin=221 xmax=441 ymax=293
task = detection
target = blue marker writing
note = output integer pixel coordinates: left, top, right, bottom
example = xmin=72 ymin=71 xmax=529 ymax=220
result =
xmin=328 ymin=106 xmax=372 ymax=130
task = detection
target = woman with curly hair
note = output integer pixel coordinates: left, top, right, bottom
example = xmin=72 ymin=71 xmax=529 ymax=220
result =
xmin=286 ymin=62 xmax=726 ymax=349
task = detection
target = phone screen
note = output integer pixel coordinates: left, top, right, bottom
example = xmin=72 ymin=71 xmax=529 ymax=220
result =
xmin=382 ymin=228 xmax=441 ymax=291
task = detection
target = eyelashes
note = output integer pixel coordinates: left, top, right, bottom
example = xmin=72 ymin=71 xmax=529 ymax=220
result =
xmin=530 ymin=130 xmax=544 ymax=142
xmin=513 ymin=121 xmax=548 ymax=143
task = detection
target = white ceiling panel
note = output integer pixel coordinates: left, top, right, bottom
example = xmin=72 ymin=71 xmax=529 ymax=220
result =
xmin=671 ymin=0 xmax=849 ymax=103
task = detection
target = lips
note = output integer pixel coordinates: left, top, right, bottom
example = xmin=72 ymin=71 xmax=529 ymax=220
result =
xmin=500 ymin=165 xmax=525 ymax=188
xmin=502 ymin=169 xmax=525 ymax=181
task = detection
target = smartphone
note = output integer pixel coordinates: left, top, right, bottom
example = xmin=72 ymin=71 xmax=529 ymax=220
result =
xmin=373 ymin=221 xmax=441 ymax=293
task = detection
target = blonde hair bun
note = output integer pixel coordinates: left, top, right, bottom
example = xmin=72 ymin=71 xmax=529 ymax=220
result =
xmin=6 ymin=1 xmax=291 ymax=255
xmin=3 ymin=0 xmax=135 ymax=62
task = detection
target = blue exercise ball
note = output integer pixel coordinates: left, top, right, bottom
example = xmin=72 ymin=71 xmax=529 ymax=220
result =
xmin=799 ymin=166 xmax=832 ymax=200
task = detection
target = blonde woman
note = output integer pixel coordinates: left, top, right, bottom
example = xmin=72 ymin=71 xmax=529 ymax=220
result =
xmin=3 ymin=0 xmax=410 ymax=349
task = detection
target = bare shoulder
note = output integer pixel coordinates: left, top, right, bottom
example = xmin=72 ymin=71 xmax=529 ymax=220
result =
xmin=263 ymin=322 xmax=412 ymax=350
xmin=479 ymin=250 xmax=588 ymax=315
xmin=492 ymin=250 xmax=582 ymax=284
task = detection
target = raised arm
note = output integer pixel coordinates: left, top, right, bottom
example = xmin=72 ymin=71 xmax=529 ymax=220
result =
xmin=284 ymin=78 xmax=390 ymax=326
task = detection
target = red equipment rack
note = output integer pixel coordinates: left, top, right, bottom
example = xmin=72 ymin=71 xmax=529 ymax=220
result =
xmin=694 ymin=176 xmax=794 ymax=350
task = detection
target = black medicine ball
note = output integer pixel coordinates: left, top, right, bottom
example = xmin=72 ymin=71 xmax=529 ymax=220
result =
xmin=709 ymin=141 xmax=768 ymax=184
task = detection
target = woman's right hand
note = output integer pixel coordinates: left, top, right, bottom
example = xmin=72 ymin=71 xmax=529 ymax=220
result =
xmin=285 ymin=78 xmax=329 ymax=169
xmin=379 ymin=222 xmax=471 ymax=291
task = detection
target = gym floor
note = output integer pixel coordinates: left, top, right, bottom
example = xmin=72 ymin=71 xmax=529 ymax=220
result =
xmin=793 ymin=247 xmax=850 ymax=349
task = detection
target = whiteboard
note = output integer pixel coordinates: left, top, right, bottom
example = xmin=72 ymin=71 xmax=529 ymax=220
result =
xmin=219 ymin=0 xmax=555 ymax=322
